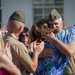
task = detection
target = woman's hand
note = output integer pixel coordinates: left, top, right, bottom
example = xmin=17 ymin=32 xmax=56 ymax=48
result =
xmin=4 ymin=43 xmax=12 ymax=61
xmin=32 ymin=41 xmax=45 ymax=55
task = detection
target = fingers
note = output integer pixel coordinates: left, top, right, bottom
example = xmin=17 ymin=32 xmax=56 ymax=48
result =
xmin=5 ymin=43 xmax=10 ymax=48
xmin=39 ymin=41 xmax=44 ymax=50
xmin=33 ymin=41 xmax=44 ymax=53
xmin=5 ymin=43 xmax=10 ymax=51
xmin=33 ymin=41 xmax=44 ymax=48
xmin=3 ymin=43 xmax=12 ymax=60
xmin=29 ymin=41 xmax=45 ymax=55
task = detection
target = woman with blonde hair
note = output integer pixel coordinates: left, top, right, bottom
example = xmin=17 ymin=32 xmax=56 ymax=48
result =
xmin=0 ymin=31 xmax=21 ymax=75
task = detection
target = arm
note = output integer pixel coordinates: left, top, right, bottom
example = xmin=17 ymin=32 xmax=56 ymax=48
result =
xmin=18 ymin=41 xmax=44 ymax=73
xmin=51 ymin=37 xmax=75 ymax=57
xmin=39 ymin=48 xmax=54 ymax=58
xmin=28 ymin=42 xmax=54 ymax=58
xmin=0 ymin=54 xmax=21 ymax=75
xmin=0 ymin=35 xmax=21 ymax=75
xmin=45 ymin=33 xmax=75 ymax=57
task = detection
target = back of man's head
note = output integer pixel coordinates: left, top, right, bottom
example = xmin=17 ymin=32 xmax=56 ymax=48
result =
xmin=8 ymin=10 xmax=25 ymax=33
xmin=48 ymin=9 xmax=62 ymax=21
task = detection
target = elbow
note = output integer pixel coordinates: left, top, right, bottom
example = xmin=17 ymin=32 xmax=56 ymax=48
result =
xmin=68 ymin=53 xmax=73 ymax=57
xmin=67 ymin=51 xmax=75 ymax=57
xmin=29 ymin=68 xmax=36 ymax=73
xmin=67 ymin=45 xmax=75 ymax=57
xmin=27 ymin=66 xmax=36 ymax=73
xmin=30 ymin=69 xmax=35 ymax=73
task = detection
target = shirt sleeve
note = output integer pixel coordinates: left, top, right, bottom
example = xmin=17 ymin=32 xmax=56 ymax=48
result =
xmin=0 ymin=35 xmax=5 ymax=56
xmin=17 ymin=43 xmax=34 ymax=68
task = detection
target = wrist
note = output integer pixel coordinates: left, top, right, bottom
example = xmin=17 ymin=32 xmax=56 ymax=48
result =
xmin=49 ymin=37 xmax=57 ymax=44
xmin=33 ymin=52 xmax=39 ymax=57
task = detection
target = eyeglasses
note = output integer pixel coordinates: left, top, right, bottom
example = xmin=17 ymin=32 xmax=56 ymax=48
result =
xmin=22 ymin=34 xmax=29 ymax=37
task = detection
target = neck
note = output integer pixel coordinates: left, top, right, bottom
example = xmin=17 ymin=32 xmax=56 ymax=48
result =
xmin=15 ymin=33 xmax=19 ymax=38
xmin=11 ymin=32 xmax=19 ymax=38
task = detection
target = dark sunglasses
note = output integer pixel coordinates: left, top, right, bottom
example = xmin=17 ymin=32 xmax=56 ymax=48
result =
xmin=22 ymin=34 xmax=29 ymax=37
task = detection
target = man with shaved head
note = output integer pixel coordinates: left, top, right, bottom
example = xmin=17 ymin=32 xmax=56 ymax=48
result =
xmin=3 ymin=10 xmax=44 ymax=75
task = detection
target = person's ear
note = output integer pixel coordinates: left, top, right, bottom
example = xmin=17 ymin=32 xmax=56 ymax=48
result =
xmin=62 ymin=21 xmax=64 ymax=26
xmin=19 ymin=26 xmax=23 ymax=33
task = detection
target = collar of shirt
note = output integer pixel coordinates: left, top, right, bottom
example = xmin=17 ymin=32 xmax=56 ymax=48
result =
xmin=6 ymin=33 xmax=19 ymax=40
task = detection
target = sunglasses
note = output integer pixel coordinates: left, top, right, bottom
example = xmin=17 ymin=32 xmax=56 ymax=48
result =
xmin=22 ymin=34 xmax=29 ymax=37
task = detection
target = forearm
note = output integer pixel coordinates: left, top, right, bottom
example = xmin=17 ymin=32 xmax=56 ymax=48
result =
xmin=24 ymin=52 xmax=39 ymax=73
xmin=19 ymin=52 xmax=39 ymax=73
xmin=39 ymin=48 xmax=54 ymax=58
xmin=4 ymin=64 xmax=21 ymax=75
xmin=39 ymin=50 xmax=46 ymax=58
xmin=31 ymin=52 xmax=39 ymax=72
xmin=50 ymin=38 xmax=75 ymax=57
xmin=0 ymin=54 xmax=21 ymax=75
xmin=25 ymin=41 xmax=44 ymax=72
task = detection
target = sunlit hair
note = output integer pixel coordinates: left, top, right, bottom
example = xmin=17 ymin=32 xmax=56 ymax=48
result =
xmin=29 ymin=19 xmax=54 ymax=42
xmin=0 ymin=35 xmax=4 ymax=56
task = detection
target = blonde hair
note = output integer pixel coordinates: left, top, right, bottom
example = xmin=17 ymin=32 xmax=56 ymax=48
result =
xmin=29 ymin=19 xmax=54 ymax=42
xmin=0 ymin=34 xmax=4 ymax=56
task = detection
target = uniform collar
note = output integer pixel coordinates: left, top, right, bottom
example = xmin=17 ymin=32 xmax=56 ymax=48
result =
xmin=6 ymin=33 xmax=18 ymax=40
